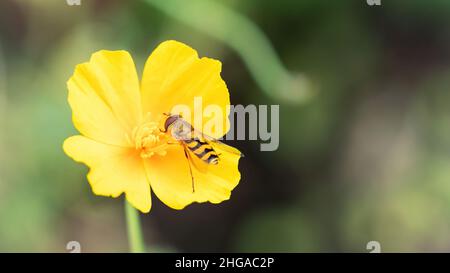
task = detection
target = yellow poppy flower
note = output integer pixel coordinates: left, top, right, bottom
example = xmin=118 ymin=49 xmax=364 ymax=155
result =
xmin=63 ymin=40 xmax=242 ymax=213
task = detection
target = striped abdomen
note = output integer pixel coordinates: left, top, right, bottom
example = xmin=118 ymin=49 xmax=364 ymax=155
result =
xmin=184 ymin=139 xmax=219 ymax=164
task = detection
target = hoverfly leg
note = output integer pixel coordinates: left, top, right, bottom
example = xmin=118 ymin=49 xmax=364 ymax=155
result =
xmin=183 ymin=148 xmax=195 ymax=193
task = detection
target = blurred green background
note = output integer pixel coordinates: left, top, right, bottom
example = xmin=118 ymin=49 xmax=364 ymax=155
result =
xmin=1 ymin=0 xmax=450 ymax=252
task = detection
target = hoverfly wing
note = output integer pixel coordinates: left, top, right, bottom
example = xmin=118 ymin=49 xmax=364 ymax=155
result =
xmin=182 ymin=141 xmax=210 ymax=173
xmin=178 ymin=117 xmax=243 ymax=158
xmin=198 ymin=132 xmax=243 ymax=157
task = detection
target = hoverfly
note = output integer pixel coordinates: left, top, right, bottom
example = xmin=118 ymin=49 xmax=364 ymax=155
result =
xmin=161 ymin=113 xmax=242 ymax=193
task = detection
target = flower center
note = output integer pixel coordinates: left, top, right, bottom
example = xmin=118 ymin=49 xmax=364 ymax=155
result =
xmin=128 ymin=115 xmax=169 ymax=159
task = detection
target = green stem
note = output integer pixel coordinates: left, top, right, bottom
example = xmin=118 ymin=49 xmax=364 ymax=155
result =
xmin=124 ymin=200 xmax=145 ymax=253
xmin=144 ymin=0 xmax=313 ymax=103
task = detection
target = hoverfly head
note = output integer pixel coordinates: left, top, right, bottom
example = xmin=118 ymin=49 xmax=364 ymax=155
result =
xmin=163 ymin=114 xmax=188 ymax=138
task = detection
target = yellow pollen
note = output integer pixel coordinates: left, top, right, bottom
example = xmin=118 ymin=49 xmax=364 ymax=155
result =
xmin=128 ymin=116 xmax=169 ymax=158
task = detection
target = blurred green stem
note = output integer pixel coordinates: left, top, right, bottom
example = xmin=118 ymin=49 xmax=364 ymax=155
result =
xmin=144 ymin=0 xmax=313 ymax=103
xmin=125 ymin=200 xmax=145 ymax=253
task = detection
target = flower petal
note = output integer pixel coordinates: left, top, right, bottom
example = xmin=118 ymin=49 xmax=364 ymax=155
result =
xmin=63 ymin=135 xmax=151 ymax=213
xmin=141 ymin=40 xmax=230 ymax=138
xmin=144 ymin=144 xmax=241 ymax=210
xmin=67 ymin=50 xmax=142 ymax=147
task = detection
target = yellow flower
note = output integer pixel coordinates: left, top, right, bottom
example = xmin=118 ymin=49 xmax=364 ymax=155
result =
xmin=63 ymin=40 xmax=242 ymax=213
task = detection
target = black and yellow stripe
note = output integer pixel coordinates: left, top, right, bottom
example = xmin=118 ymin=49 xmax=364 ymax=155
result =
xmin=184 ymin=139 xmax=219 ymax=165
